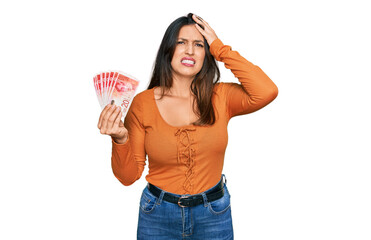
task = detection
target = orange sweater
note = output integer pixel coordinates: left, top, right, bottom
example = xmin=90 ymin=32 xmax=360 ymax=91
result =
xmin=111 ymin=39 xmax=278 ymax=195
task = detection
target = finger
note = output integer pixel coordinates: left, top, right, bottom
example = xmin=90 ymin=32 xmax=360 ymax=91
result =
xmin=111 ymin=109 xmax=125 ymax=139
xmin=201 ymin=18 xmax=211 ymax=28
xmin=110 ymin=106 xmax=122 ymax=130
xmin=192 ymin=15 xmax=205 ymax=29
xmin=193 ymin=16 xmax=214 ymax=40
xmin=113 ymin=110 xmax=123 ymax=128
xmin=100 ymin=104 xmax=117 ymax=134
xmin=111 ymin=111 xmax=124 ymax=137
xmin=98 ymin=104 xmax=113 ymax=129
xmin=192 ymin=14 xmax=210 ymax=28
xmin=99 ymin=100 xmax=116 ymax=129
xmin=103 ymin=105 xmax=121 ymax=133
xmin=119 ymin=119 xmax=124 ymax=127
xmin=193 ymin=15 xmax=217 ymax=45
xmin=194 ymin=22 xmax=206 ymax=35
xmin=195 ymin=23 xmax=212 ymax=43
xmin=192 ymin=14 xmax=203 ymax=23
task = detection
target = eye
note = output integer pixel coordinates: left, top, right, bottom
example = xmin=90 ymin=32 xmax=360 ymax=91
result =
xmin=177 ymin=41 xmax=185 ymax=45
xmin=196 ymin=43 xmax=204 ymax=48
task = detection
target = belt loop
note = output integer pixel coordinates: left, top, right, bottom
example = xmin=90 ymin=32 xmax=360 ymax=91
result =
xmin=201 ymin=192 xmax=208 ymax=207
xmin=157 ymin=190 xmax=165 ymax=205
xmin=222 ymin=174 xmax=227 ymax=186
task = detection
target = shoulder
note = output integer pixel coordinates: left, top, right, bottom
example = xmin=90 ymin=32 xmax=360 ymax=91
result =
xmin=132 ymin=88 xmax=153 ymax=102
xmin=213 ymin=82 xmax=223 ymax=92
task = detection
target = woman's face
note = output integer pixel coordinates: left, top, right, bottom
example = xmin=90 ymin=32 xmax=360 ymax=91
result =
xmin=171 ymin=24 xmax=206 ymax=80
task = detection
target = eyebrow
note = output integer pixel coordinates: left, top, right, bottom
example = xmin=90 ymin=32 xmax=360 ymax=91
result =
xmin=178 ymin=38 xmax=204 ymax=43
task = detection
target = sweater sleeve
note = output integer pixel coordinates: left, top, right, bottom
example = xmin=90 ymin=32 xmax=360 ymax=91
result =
xmin=111 ymin=95 xmax=146 ymax=186
xmin=210 ymin=39 xmax=278 ymax=119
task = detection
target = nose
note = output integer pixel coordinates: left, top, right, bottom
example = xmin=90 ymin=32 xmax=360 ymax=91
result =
xmin=185 ymin=43 xmax=194 ymax=55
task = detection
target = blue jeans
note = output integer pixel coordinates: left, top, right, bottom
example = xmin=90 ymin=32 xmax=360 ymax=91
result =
xmin=137 ymin=175 xmax=233 ymax=240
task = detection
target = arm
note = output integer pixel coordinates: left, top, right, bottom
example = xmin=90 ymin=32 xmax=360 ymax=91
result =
xmin=192 ymin=14 xmax=278 ymax=119
xmin=111 ymin=96 xmax=146 ymax=186
xmin=210 ymin=39 xmax=279 ymax=119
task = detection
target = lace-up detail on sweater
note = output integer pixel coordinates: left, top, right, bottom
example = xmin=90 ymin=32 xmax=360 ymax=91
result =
xmin=174 ymin=127 xmax=196 ymax=194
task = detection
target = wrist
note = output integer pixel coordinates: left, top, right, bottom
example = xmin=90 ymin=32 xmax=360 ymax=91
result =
xmin=112 ymin=135 xmax=128 ymax=144
xmin=209 ymin=38 xmax=224 ymax=61
xmin=207 ymin=36 xmax=217 ymax=46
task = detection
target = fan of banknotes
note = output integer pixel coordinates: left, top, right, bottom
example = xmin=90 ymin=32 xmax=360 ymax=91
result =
xmin=93 ymin=71 xmax=140 ymax=118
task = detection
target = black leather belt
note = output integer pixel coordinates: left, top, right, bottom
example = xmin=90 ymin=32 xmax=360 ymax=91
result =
xmin=147 ymin=181 xmax=224 ymax=208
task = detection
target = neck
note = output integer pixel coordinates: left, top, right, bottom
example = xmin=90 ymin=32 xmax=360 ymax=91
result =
xmin=167 ymin=75 xmax=194 ymax=98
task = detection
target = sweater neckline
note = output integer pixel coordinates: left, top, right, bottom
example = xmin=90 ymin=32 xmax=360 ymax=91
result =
xmin=151 ymin=87 xmax=197 ymax=129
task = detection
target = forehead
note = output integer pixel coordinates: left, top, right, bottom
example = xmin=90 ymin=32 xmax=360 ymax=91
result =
xmin=178 ymin=25 xmax=204 ymax=41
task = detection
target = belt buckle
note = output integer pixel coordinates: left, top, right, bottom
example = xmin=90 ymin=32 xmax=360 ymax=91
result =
xmin=177 ymin=196 xmax=189 ymax=208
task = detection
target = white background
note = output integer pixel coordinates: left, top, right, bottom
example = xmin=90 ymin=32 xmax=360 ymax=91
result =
xmin=1 ymin=0 xmax=370 ymax=239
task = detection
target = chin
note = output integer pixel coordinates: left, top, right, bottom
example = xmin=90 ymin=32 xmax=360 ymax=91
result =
xmin=173 ymin=67 xmax=202 ymax=80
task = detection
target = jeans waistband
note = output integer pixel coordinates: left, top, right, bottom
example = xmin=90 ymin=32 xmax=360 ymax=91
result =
xmin=147 ymin=174 xmax=227 ymax=207
xmin=148 ymin=174 xmax=226 ymax=196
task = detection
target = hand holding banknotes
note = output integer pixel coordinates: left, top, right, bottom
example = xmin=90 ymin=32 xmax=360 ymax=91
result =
xmin=93 ymin=71 xmax=140 ymax=144
xmin=98 ymin=101 xmax=128 ymax=144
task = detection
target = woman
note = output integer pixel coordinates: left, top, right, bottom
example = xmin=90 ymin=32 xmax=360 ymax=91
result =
xmin=98 ymin=13 xmax=278 ymax=240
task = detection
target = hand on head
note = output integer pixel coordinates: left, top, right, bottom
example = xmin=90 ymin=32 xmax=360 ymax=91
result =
xmin=192 ymin=14 xmax=218 ymax=46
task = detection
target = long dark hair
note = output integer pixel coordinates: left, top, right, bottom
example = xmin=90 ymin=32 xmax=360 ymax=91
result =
xmin=147 ymin=13 xmax=220 ymax=126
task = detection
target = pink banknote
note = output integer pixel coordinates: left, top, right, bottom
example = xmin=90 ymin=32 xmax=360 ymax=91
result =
xmin=93 ymin=71 xmax=140 ymax=118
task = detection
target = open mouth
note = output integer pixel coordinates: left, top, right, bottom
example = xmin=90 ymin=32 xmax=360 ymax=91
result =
xmin=181 ymin=57 xmax=195 ymax=66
